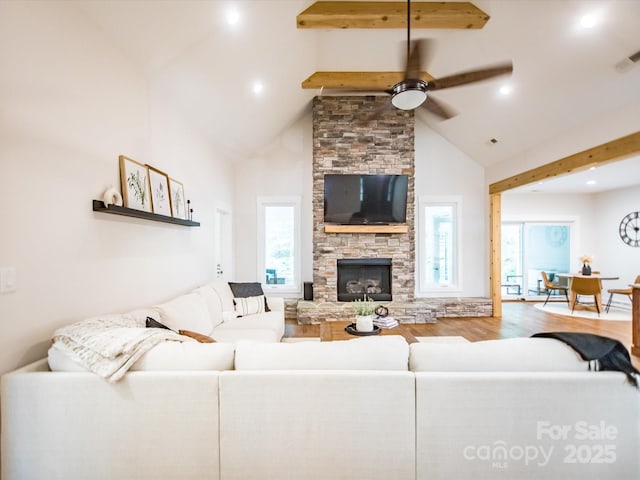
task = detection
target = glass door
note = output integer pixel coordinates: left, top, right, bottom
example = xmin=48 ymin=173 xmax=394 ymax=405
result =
xmin=501 ymin=223 xmax=524 ymax=299
xmin=501 ymin=222 xmax=572 ymax=300
xmin=213 ymin=206 xmax=232 ymax=280
xmin=523 ymin=223 xmax=571 ymax=300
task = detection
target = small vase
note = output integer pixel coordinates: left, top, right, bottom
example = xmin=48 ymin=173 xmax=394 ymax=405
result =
xmin=355 ymin=315 xmax=374 ymax=332
xmin=581 ymin=264 xmax=592 ymax=276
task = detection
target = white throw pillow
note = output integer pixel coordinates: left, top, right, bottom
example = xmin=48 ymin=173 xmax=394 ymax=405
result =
xmin=234 ymin=295 xmax=266 ymax=317
xmin=48 ymin=341 xmax=235 ymax=372
xmin=131 ymin=341 xmax=235 ymax=371
xmin=154 ymin=293 xmax=213 ymax=335
xmin=209 ymin=280 xmax=235 ymax=311
xmin=193 ymin=286 xmax=224 ymax=328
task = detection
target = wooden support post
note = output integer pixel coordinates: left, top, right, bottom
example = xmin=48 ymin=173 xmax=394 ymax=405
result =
xmin=632 ymin=284 xmax=640 ymax=357
xmin=489 ymin=193 xmax=502 ymax=318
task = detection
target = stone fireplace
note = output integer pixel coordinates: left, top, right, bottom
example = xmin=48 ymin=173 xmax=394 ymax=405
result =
xmin=311 ymin=95 xmax=415 ymax=304
xmin=337 ymin=258 xmax=392 ymax=302
xmin=294 ymin=95 xmax=492 ymax=324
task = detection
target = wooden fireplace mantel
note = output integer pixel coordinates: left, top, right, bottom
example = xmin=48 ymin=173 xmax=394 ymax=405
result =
xmin=324 ymin=224 xmax=409 ymax=234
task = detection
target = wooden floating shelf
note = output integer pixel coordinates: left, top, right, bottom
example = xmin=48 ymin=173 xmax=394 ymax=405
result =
xmin=92 ymin=200 xmax=200 ymax=227
xmin=324 ymin=224 xmax=408 ymax=234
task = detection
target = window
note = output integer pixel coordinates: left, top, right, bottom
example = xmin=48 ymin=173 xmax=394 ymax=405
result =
xmin=257 ymin=196 xmax=301 ymax=295
xmin=418 ymin=196 xmax=462 ymax=294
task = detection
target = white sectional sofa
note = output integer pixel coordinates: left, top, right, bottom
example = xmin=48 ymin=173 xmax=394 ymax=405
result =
xmin=46 ymin=280 xmax=284 ymax=379
xmin=189 ymin=280 xmax=285 ymax=343
xmin=2 ymin=332 xmax=639 ymax=479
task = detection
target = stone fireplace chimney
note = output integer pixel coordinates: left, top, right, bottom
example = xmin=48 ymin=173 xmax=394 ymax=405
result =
xmin=312 ymin=96 xmax=415 ymax=304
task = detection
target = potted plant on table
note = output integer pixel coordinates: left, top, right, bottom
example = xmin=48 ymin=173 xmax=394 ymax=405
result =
xmin=579 ymin=255 xmax=593 ymax=276
xmin=352 ymin=295 xmax=376 ymax=332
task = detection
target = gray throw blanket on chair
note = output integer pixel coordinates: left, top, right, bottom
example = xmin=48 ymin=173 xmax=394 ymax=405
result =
xmin=532 ymin=332 xmax=639 ymax=388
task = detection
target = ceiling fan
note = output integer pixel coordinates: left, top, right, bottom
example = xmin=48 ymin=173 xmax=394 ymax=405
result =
xmin=354 ymin=0 xmax=514 ymax=119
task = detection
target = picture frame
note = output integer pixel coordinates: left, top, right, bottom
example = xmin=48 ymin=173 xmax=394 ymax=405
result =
xmin=169 ymin=178 xmax=187 ymax=220
xmin=147 ymin=165 xmax=172 ymax=216
xmin=119 ymin=155 xmax=152 ymax=212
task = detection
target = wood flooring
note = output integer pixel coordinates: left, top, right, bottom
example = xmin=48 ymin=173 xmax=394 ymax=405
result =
xmin=284 ymin=300 xmax=639 ymax=370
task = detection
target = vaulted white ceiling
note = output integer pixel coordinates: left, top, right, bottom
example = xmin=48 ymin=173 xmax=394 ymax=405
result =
xmin=75 ymin=0 xmax=640 ymax=176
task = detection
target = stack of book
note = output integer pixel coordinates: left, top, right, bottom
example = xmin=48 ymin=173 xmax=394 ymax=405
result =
xmin=373 ymin=316 xmax=399 ymax=329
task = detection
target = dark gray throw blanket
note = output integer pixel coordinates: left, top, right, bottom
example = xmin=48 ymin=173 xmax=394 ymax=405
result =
xmin=531 ymin=332 xmax=639 ymax=388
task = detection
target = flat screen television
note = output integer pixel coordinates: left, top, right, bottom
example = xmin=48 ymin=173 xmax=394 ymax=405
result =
xmin=323 ymin=174 xmax=408 ymax=225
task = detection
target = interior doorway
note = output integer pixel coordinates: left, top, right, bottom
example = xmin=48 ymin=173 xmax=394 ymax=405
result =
xmin=213 ymin=206 xmax=232 ymax=280
xmin=501 ymin=222 xmax=572 ymax=300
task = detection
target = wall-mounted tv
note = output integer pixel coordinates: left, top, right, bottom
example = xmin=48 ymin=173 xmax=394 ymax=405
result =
xmin=324 ymin=174 xmax=408 ymax=225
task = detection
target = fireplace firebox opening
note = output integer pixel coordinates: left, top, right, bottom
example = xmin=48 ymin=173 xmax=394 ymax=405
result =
xmin=337 ymin=258 xmax=392 ymax=302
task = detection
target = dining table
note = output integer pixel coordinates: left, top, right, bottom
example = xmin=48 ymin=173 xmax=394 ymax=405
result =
xmin=554 ymin=273 xmax=620 ymax=312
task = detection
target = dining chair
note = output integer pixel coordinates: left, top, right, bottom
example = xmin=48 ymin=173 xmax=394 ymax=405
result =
xmin=541 ymin=271 xmax=569 ymax=306
xmin=605 ymin=274 xmax=640 ymax=313
xmin=570 ymin=276 xmax=603 ymax=314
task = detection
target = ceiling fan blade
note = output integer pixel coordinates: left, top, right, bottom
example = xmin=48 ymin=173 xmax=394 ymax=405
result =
xmin=405 ymin=39 xmax=431 ymax=80
xmin=420 ymin=96 xmax=457 ymax=120
xmin=427 ymin=62 xmax=513 ymax=91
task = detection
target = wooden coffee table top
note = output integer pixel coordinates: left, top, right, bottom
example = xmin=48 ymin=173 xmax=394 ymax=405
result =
xmin=320 ymin=321 xmax=417 ymax=343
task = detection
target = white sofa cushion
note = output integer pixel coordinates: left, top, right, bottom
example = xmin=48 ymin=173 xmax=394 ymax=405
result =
xmin=154 ymin=293 xmax=213 ymax=335
xmin=219 ymin=371 xmax=416 ymax=480
xmin=409 ymin=337 xmax=587 ymax=372
xmin=265 ymin=296 xmax=284 ymax=312
xmin=48 ymin=340 xmax=235 ymax=372
xmin=131 ymin=341 xmax=234 ymax=371
xmin=209 ymin=280 xmax=235 ymax=312
xmin=214 ymin=310 xmax=284 ymax=339
xmin=211 ymin=329 xmax=279 ymax=344
xmin=235 ymin=335 xmax=409 ymax=370
xmin=415 ymin=371 xmax=640 ymax=479
xmin=192 ymin=286 xmax=224 ymax=328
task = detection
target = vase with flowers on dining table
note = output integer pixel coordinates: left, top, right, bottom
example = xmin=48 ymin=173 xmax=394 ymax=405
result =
xmin=580 ymin=254 xmax=593 ymax=276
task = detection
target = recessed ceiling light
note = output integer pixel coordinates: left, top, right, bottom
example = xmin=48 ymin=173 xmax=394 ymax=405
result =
xmin=252 ymin=81 xmax=264 ymax=95
xmin=499 ymin=85 xmax=512 ymax=96
xmin=580 ymin=14 xmax=597 ymax=29
xmin=586 ymin=180 xmax=597 ymax=186
xmin=226 ymin=8 xmax=241 ymax=26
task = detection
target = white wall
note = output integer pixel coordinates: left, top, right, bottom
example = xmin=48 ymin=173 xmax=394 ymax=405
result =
xmin=233 ymin=114 xmax=490 ymax=297
xmin=503 ymin=187 xmax=640 ymax=293
xmin=233 ymin=114 xmax=314 ymax=287
xmin=593 ymin=185 xmax=640 ymax=290
xmin=414 ymin=123 xmax=488 ymax=296
xmin=0 ymin=1 xmax=233 ymax=375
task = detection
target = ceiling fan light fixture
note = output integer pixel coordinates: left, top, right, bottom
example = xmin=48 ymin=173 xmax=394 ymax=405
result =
xmin=391 ymin=80 xmax=428 ymax=110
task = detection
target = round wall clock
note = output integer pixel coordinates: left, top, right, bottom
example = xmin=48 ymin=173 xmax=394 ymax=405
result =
xmin=619 ymin=211 xmax=640 ymax=247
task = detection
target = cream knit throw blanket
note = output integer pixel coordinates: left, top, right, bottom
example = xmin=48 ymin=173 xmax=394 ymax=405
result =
xmin=52 ymin=314 xmax=187 ymax=382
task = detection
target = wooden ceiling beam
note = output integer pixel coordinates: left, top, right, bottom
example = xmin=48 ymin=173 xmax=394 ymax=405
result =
xmin=302 ymin=71 xmax=434 ymax=90
xmin=489 ymin=131 xmax=640 ymax=194
xmin=297 ymin=2 xmax=489 ymax=30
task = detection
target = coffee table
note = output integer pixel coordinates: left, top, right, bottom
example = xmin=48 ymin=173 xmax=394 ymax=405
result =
xmin=320 ymin=320 xmax=418 ymax=343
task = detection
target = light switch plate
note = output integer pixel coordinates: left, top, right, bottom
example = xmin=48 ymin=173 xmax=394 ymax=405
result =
xmin=0 ymin=267 xmax=17 ymax=293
